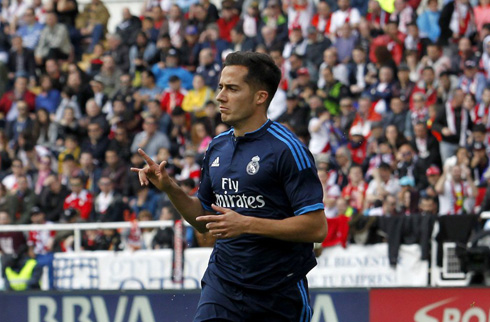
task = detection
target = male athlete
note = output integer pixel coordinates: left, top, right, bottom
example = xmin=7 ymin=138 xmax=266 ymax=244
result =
xmin=132 ymin=51 xmax=327 ymax=321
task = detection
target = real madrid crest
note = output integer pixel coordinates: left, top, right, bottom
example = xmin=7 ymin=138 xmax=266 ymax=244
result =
xmin=246 ymin=156 xmax=260 ymax=175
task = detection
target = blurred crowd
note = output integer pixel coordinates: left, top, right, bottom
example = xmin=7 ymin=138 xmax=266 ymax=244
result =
xmin=0 ymin=0 xmax=489 ymax=258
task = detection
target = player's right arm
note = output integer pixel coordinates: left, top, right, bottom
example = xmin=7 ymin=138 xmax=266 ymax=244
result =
xmin=130 ymin=148 xmax=208 ymax=233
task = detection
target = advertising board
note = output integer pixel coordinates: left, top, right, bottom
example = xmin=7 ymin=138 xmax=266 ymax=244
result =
xmin=0 ymin=289 xmax=368 ymax=322
xmin=371 ymin=288 xmax=490 ymax=322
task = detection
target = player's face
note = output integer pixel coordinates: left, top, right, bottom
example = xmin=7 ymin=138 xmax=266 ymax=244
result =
xmin=216 ymin=65 xmax=258 ymax=128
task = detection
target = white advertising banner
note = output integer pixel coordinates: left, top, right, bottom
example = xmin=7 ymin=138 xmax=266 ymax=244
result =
xmin=51 ymin=243 xmax=428 ymax=290
xmin=308 ymin=244 xmax=429 ymax=287
xmin=53 ymin=248 xmax=213 ymax=290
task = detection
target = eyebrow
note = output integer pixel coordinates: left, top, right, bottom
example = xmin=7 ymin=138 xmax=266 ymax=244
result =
xmin=218 ymin=83 xmax=240 ymax=89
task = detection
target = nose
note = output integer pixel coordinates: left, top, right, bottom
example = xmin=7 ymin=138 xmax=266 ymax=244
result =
xmin=216 ymin=88 xmax=226 ymax=103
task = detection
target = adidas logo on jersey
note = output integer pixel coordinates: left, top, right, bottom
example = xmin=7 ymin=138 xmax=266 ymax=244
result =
xmin=211 ymin=157 xmax=220 ymax=167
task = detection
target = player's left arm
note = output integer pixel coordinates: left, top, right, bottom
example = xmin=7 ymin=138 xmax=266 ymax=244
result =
xmin=197 ymin=204 xmax=327 ymax=243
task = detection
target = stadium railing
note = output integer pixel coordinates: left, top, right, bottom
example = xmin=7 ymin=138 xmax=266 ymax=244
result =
xmin=0 ymin=220 xmax=177 ymax=252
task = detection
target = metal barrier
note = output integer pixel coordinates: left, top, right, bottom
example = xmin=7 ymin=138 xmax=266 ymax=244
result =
xmin=0 ymin=220 xmax=176 ymax=252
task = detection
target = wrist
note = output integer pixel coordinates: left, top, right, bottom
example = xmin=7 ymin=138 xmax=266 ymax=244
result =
xmin=242 ymin=215 xmax=254 ymax=235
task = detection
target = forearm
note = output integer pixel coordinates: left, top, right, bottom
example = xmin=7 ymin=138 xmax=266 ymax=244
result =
xmin=244 ymin=210 xmax=327 ymax=243
xmin=435 ymin=174 xmax=446 ymax=194
xmin=164 ymin=180 xmax=207 ymax=232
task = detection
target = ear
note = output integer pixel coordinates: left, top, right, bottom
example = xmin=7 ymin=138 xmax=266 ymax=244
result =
xmin=256 ymin=90 xmax=269 ymax=105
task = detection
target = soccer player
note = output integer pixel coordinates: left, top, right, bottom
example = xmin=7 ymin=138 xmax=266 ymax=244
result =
xmin=131 ymin=51 xmax=327 ymax=321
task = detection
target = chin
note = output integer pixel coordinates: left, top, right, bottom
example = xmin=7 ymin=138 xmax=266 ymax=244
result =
xmin=220 ymin=115 xmax=233 ymax=125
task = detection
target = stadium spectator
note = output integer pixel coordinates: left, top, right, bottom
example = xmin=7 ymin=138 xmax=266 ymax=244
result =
xmin=133 ymin=70 xmax=162 ymax=111
xmin=152 ymin=205 xmax=177 ymax=249
xmin=152 ymin=48 xmax=194 ymax=90
xmin=341 ymin=166 xmax=365 ymax=214
xmin=16 ymin=8 xmax=43 ymax=51
xmin=0 ymin=75 xmax=35 ymax=120
xmin=52 ymin=208 xmax=81 ymax=252
xmin=105 ymin=34 xmax=130 ymax=74
xmin=0 ymin=211 xmax=27 ymax=255
xmin=433 ymin=88 xmax=471 ymax=162
xmin=260 ymin=0 xmax=288 ymax=45
xmin=141 ymin=16 xmax=158 ymax=44
xmin=3 ymin=244 xmax=42 ymax=291
xmin=129 ymin=183 xmax=160 ymax=219
xmin=129 ymin=32 xmax=157 ymax=76
xmin=369 ymin=20 xmax=405 ymax=65
xmin=436 ymin=164 xmax=476 ymax=215
xmin=26 ymin=206 xmax=55 ymax=287
xmin=283 ymin=24 xmax=308 ymax=59
xmin=195 ymin=48 xmax=221 ymax=90
xmin=101 ymin=149 xmax=128 ymax=194
xmin=330 ymin=0 xmax=361 ymax=36
xmin=2 ymin=158 xmax=31 ymax=193
xmin=65 ymin=71 xmax=93 ymax=115
xmin=95 ymin=55 xmax=122 ymax=98
xmin=38 ymin=174 xmax=70 ymax=222
xmin=78 ymin=151 xmax=102 ymax=194
xmin=310 ymin=1 xmax=333 ymax=36
xmin=229 ymin=25 xmax=257 ymax=54
xmin=458 ymin=60 xmax=487 ymax=102
xmin=2 ymin=0 xmax=28 ymax=30
xmin=115 ymin=7 xmax=142 ymax=48
xmin=81 ymin=121 xmax=110 ymax=164
xmin=416 ymin=0 xmax=440 ymax=43
xmin=175 ymin=150 xmax=201 ymax=184
xmin=107 ymin=125 xmax=132 ymax=161
xmin=182 ymin=74 xmax=214 ymax=119
xmin=32 ymin=155 xmax=55 ymax=195
xmin=131 ymin=115 xmax=171 ymax=158
xmin=365 ymin=162 xmax=400 ymax=209
xmin=34 ymin=11 xmax=71 ymax=65
xmin=35 ymin=76 xmax=61 ymax=116
xmin=160 ymin=75 xmax=186 ymax=115
xmin=131 ymin=209 xmax=157 ymax=249
xmin=318 ymin=47 xmax=349 ymax=88
xmin=75 ymin=0 xmax=110 ymax=54
xmin=163 ymin=5 xmax=185 ymax=47
xmin=64 ymin=175 xmax=93 ymax=221
xmin=439 ymin=0 xmax=476 ymax=47
xmin=216 ymin=0 xmax=239 ymax=43
xmin=7 ymin=35 xmax=36 ymax=84
xmin=90 ymin=176 xmax=127 ymax=222
xmin=5 ymin=100 xmax=34 ymax=145
xmin=412 ymin=121 xmax=441 ymax=169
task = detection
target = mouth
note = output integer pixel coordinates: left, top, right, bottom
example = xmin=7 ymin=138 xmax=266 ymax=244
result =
xmin=219 ymin=106 xmax=228 ymax=112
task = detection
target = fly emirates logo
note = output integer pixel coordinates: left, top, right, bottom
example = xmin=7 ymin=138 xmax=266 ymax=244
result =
xmin=214 ymin=178 xmax=265 ymax=209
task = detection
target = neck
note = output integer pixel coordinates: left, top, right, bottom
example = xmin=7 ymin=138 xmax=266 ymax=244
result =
xmin=233 ymin=115 xmax=268 ymax=137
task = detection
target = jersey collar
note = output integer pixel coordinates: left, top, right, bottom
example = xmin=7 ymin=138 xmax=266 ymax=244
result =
xmin=235 ymin=119 xmax=273 ymax=140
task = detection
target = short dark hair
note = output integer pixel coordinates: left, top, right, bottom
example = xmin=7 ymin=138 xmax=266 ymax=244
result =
xmin=142 ymin=69 xmax=155 ymax=81
xmin=223 ymin=52 xmax=281 ymax=107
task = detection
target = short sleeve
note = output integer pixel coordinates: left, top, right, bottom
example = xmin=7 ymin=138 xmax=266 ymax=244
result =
xmin=196 ymin=147 xmax=215 ymax=212
xmin=277 ymin=144 xmax=324 ymax=216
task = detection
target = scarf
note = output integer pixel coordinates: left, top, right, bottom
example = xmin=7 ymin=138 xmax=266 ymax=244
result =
xmin=471 ymin=102 xmax=490 ymax=123
xmin=446 ymin=101 xmax=468 ymax=146
xmin=451 ymin=181 xmax=466 ymax=214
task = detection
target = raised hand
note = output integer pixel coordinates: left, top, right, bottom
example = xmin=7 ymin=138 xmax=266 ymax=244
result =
xmin=130 ymin=148 xmax=172 ymax=192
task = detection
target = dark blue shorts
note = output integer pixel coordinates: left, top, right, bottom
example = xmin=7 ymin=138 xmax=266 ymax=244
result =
xmin=193 ymin=270 xmax=312 ymax=322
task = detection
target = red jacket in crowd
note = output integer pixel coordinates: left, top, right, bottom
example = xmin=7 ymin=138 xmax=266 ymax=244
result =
xmin=63 ymin=190 xmax=94 ymax=221
xmin=0 ymin=90 xmax=36 ymax=115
